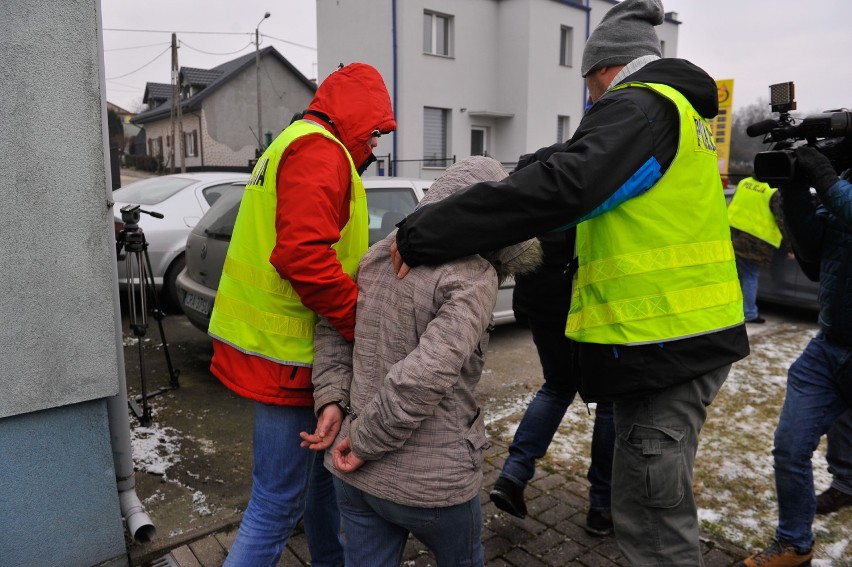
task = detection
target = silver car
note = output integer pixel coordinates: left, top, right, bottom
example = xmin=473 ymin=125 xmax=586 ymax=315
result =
xmin=113 ymin=172 xmax=250 ymax=309
xmin=177 ymin=177 xmax=517 ymax=332
xmin=757 ymin=247 xmax=819 ymax=310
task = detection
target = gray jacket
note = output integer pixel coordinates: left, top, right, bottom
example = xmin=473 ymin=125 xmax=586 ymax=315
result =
xmin=314 ymin=236 xmax=496 ymax=507
xmin=312 ymin=156 xmax=541 ymax=507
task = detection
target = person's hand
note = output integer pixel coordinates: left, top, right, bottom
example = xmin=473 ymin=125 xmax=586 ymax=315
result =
xmin=389 ymin=239 xmax=410 ymax=279
xmin=299 ymin=403 xmax=343 ymax=451
xmin=795 ymin=146 xmax=839 ymax=194
xmin=331 ymin=436 xmax=365 ymax=473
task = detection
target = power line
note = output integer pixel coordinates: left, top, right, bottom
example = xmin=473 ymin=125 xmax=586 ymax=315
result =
xmin=106 ymin=45 xmax=171 ymax=80
xmin=105 ymin=85 xmax=143 ymax=92
xmin=181 ymin=39 xmax=254 ymax=56
xmin=104 ymin=41 xmax=170 ymax=52
xmin=104 ymin=27 xmax=251 ymax=36
xmin=260 ymin=33 xmax=316 ymax=51
xmin=107 ymin=78 xmax=145 ymax=90
xmin=101 ymin=27 xmax=315 ymax=51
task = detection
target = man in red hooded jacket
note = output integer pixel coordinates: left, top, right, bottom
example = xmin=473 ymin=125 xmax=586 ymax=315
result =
xmin=208 ymin=63 xmax=396 ymax=567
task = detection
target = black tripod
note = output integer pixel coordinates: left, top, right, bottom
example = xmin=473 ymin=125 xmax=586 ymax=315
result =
xmin=116 ymin=204 xmax=180 ymax=426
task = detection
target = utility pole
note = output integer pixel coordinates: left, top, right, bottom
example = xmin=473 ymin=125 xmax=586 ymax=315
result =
xmin=170 ymin=33 xmax=185 ymax=174
xmin=255 ymin=12 xmax=271 ymax=156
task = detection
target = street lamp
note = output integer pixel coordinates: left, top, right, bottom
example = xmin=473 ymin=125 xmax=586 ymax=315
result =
xmin=255 ymin=11 xmax=271 ymax=155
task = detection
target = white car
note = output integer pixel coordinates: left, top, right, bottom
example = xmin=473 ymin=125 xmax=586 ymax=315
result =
xmin=176 ymin=176 xmax=516 ymax=331
xmin=112 ymin=172 xmax=250 ymax=309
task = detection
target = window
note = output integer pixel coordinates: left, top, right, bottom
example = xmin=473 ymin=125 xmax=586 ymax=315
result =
xmin=423 ymin=107 xmax=449 ymax=167
xmin=470 ymin=127 xmax=487 ymax=156
xmin=365 ymin=187 xmax=420 ymax=245
xmin=201 ymin=183 xmax=240 ymax=207
xmin=184 ymin=130 xmax=198 ymax=158
xmin=149 ymin=137 xmax=163 ymax=158
xmin=557 ymin=115 xmax=571 ymax=143
xmin=660 ymin=40 xmax=666 ymax=58
xmin=423 ymin=11 xmax=453 ymax=57
xmin=559 ymin=26 xmax=573 ymax=67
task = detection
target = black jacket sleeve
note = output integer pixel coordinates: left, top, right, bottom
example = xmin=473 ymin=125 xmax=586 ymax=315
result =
xmin=396 ymin=88 xmax=678 ymax=267
xmin=781 ymin=186 xmax=824 ymax=264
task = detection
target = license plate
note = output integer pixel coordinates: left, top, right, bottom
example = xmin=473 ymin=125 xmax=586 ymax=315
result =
xmin=183 ymin=291 xmax=211 ymax=316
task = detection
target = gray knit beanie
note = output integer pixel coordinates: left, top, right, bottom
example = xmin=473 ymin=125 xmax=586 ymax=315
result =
xmin=418 ymin=156 xmax=508 ymax=207
xmin=581 ymin=0 xmax=664 ymax=77
xmin=417 ymin=156 xmax=542 ymax=283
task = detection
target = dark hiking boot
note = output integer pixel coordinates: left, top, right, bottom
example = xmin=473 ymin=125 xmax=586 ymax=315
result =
xmin=735 ymin=539 xmax=813 ymax=567
xmin=584 ymin=508 xmax=613 ymax=537
xmin=816 ymin=486 xmax=852 ymax=515
xmin=489 ymin=477 xmax=527 ymax=519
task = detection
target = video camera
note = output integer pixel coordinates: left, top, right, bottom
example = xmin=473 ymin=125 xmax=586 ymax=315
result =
xmin=748 ymin=81 xmax=852 ymax=185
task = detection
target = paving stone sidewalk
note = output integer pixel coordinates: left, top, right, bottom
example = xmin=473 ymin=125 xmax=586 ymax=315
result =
xmin=134 ymin=435 xmax=747 ymax=567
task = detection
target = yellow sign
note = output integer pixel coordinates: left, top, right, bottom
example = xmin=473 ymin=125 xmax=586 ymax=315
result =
xmin=711 ymin=79 xmax=734 ymax=183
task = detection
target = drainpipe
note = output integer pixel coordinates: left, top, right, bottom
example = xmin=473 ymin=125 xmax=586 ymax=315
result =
xmin=391 ymin=0 xmax=398 ymax=176
xmin=106 ymin=295 xmax=156 ymax=542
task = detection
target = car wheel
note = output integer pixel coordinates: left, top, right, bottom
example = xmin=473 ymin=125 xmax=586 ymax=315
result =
xmin=163 ymin=254 xmax=186 ymax=312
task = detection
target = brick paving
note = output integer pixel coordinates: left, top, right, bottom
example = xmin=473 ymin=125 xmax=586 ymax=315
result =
xmin=133 ymin=436 xmax=747 ymax=567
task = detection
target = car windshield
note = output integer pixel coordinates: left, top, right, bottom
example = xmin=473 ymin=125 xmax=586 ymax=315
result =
xmin=113 ymin=176 xmax=196 ymax=205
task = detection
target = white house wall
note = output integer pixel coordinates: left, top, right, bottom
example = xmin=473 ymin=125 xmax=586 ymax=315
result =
xmin=203 ymin=58 xmax=316 ymax=168
xmin=520 ymin=1 xmax=588 ymax=151
xmin=316 ymin=0 xmax=395 ymax=176
xmin=317 ymin=0 xmax=679 ymax=179
xmin=140 ymin=54 xmax=315 ymax=170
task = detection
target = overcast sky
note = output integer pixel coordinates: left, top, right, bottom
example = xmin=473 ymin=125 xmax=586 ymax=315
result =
xmin=101 ymin=0 xmax=851 ymax=117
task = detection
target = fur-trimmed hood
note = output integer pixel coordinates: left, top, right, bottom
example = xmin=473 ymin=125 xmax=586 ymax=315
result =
xmin=417 ymin=156 xmax=542 ymax=283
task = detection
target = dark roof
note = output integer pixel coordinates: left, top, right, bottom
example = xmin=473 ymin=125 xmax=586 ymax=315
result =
xmin=133 ymin=46 xmax=316 ymax=124
xmin=181 ymin=67 xmax=223 ymax=87
xmin=143 ymin=82 xmax=173 ymax=105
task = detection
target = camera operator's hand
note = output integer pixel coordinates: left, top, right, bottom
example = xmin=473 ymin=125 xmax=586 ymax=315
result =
xmin=796 ymin=146 xmax=839 ymax=195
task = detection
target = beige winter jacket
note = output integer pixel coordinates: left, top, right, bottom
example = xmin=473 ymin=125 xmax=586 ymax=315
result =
xmin=312 ymin=156 xmax=541 ymax=508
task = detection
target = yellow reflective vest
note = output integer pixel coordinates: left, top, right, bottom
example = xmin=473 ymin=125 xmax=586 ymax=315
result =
xmin=566 ymin=82 xmax=743 ymax=345
xmin=208 ymin=120 xmax=368 ymax=365
xmin=727 ymin=176 xmax=782 ymax=248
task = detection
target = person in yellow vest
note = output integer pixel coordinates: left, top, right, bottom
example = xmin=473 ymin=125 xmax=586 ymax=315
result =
xmin=728 ymin=176 xmax=789 ymax=323
xmin=389 ymin=0 xmax=749 ymax=564
xmin=207 ymin=62 xmax=395 ymax=567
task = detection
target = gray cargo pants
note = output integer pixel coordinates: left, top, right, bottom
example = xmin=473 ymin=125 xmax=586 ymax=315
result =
xmin=611 ymin=364 xmax=731 ymax=566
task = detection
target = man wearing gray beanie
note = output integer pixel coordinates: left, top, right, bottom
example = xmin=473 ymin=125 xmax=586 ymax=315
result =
xmin=391 ymin=0 xmax=753 ymax=564
xmin=581 ymin=0 xmax=664 ymax=78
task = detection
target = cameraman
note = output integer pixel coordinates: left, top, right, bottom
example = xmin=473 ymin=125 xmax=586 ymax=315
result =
xmin=738 ymin=146 xmax=852 ymax=567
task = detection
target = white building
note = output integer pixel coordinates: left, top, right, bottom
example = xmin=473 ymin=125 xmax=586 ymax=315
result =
xmin=317 ymin=0 xmax=680 ymax=179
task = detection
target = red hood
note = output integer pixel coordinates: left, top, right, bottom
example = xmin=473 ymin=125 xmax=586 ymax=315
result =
xmin=307 ymin=63 xmax=396 ymax=170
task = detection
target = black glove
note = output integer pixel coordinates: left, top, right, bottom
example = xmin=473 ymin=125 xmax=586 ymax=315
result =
xmin=795 ymin=146 xmax=839 ymax=194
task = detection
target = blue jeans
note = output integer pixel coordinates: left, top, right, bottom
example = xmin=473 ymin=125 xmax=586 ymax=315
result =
xmin=773 ymin=332 xmax=851 ymax=550
xmin=333 ymin=477 xmax=484 ymax=567
xmin=736 ymin=256 xmax=761 ymax=320
xmin=826 ymin=410 xmax=852 ymax=495
xmin=224 ymin=403 xmax=343 ymax=567
xmin=612 ymin=364 xmax=730 ymax=565
xmin=501 ymin=314 xmax=615 ymax=511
